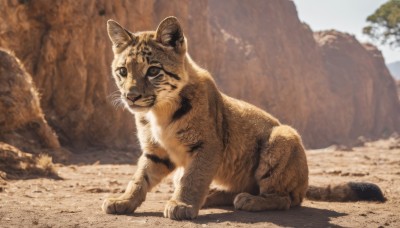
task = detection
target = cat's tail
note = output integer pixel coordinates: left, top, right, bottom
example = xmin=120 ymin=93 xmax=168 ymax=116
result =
xmin=306 ymin=182 xmax=386 ymax=202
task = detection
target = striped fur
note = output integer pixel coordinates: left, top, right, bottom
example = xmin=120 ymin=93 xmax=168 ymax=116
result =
xmin=102 ymin=17 xmax=385 ymax=220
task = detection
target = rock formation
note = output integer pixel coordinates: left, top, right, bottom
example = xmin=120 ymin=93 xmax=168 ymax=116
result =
xmin=0 ymin=49 xmax=66 ymax=179
xmin=0 ymin=142 xmax=58 ymax=180
xmin=0 ymin=48 xmax=61 ymax=151
xmin=0 ymin=0 xmax=398 ymax=149
xmin=315 ymin=31 xmax=400 ymax=145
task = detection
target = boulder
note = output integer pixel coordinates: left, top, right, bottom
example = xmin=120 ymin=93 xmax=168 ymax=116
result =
xmin=0 ymin=48 xmax=67 ymax=165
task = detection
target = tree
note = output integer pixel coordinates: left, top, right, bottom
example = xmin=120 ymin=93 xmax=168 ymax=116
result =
xmin=363 ymin=0 xmax=400 ymax=48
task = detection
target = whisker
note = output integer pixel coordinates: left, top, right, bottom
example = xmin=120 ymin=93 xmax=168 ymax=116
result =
xmin=109 ymin=96 xmax=126 ymax=110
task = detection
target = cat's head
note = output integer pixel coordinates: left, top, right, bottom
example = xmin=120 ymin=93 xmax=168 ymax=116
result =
xmin=107 ymin=17 xmax=188 ymax=112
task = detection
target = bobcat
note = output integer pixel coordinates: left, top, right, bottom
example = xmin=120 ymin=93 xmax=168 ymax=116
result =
xmin=102 ymin=16 xmax=385 ymax=220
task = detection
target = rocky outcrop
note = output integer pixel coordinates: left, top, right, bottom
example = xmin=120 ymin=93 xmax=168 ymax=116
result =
xmin=0 ymin=1 xmax=136 ymax=149
xmin=314 ymin=31 xmax=400 ymax=145
xmin=204 ymin=0 xmax=338 ymax=147
xmin=0 ymin=142 xmax=58 ymax=180
xmin=0 ymin=48 xmax=67 ymax=162
xmin=0 ymin=0 xmax=399 ymax=149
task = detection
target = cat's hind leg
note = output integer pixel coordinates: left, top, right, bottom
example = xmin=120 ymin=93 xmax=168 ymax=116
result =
xmin=202 ymin=189 xmax=236 ymax=208
xmin=234 ymin=125 xmax=308 ymax=211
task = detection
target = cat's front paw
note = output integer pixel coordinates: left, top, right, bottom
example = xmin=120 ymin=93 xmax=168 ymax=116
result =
xmin=102 ymin=197 xmax=138 ymax=214
xmin=163 ymin=200 xmax=198 ymax=220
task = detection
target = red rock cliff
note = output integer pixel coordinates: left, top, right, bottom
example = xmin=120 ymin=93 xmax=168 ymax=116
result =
xmin=315 ymin=31 xmax=400 ymax=144
xmin=0 ymin=0 xmax=399 ymax=149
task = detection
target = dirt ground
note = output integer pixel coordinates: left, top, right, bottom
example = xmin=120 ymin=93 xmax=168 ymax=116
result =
xmin=1 ymin=138 xmax=400 ymax=228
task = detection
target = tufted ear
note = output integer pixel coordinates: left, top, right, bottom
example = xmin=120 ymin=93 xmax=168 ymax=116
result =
xmin=156 ymin=16 xmax=185 ymax=53
xmin=107 ymin=20 xmax=134 ymax=52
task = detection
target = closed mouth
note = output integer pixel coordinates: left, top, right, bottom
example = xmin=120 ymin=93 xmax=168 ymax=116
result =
xmin=129 ymin=103 xmax=152 ymax=109
xmin=128 ymin=95 xmax=142 ymax=103
xmin=126 ymin=95 xmax=155 ymax=109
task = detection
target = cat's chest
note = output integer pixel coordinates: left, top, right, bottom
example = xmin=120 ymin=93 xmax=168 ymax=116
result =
xmin=149 ymin=122 xmax=170 ymax=144
xmin=146 ymin=112 xmax=187 ymax=162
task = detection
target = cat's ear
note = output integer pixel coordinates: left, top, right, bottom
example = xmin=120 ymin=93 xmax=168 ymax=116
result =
xmin=107 ymin=20 xmax=134 ymax=52
xmin=156 ymin=16 xmax=186 ymax=53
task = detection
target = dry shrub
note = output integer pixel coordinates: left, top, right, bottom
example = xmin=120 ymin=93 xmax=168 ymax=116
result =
xmin=35 ymin=154 xmax=56 ymax=176
xmin=0 ymin=142 xmax=60 ymax=179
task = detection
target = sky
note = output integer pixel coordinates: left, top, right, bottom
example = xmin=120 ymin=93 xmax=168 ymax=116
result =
xmin=292 ymin=0 xmax=399 ymax=64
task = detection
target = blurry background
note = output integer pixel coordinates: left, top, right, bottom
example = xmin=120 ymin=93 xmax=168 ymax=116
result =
xmin=0 ymin=0 xmax=399 ymax=160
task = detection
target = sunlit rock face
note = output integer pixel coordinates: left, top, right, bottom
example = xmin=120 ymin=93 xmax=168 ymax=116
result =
xmin=0 ymin=0 xmax=398 ymax=149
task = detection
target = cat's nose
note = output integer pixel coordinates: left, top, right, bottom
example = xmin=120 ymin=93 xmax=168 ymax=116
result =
xmin=126 ymin=87 xmax=142 ymax=102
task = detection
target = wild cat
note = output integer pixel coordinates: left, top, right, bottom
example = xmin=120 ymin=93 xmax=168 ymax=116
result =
xmin=102 ymin=16 xmax=385 ymax=220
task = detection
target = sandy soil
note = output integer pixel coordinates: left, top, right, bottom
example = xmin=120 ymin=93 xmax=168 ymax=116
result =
xmin=1 ymin=139 xmax=400 ymax=228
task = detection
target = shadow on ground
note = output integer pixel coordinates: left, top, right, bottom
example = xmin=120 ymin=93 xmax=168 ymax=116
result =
xmin=133 ymin=206 xmax=346 ymax=227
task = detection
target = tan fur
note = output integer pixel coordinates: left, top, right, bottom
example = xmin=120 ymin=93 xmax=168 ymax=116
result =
xmin=102 ymin=17 xmax=382 ymax=220
xmin=306 ymin=183 xmax=357 ymax=202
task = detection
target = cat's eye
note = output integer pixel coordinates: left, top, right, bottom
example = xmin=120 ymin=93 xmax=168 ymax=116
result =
xmin=118 ymin=67 xmax=128 ymax=77
xmin=146 ymin=66 xmax=161 ymax=77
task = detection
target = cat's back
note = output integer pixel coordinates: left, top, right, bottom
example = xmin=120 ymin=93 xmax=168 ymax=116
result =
xmin=222 ymin=94 xmax=280 ymax=135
